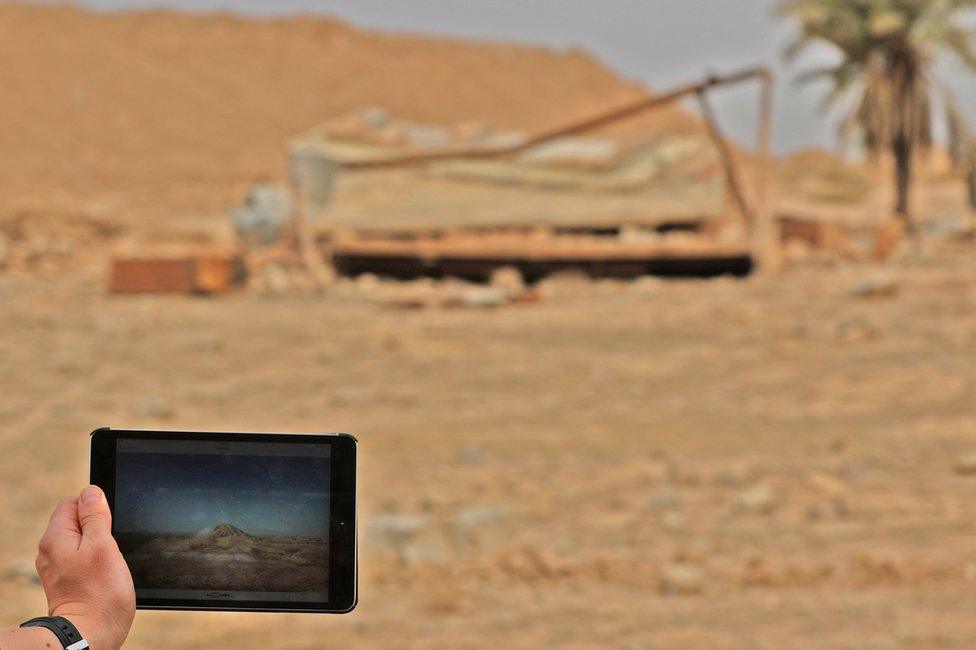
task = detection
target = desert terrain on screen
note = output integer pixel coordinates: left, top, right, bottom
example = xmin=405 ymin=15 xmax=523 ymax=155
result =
xmin=114 ymin=447 xmax=330 ymax=595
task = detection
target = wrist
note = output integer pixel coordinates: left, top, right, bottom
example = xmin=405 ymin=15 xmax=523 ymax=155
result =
xmin=50 ymin=611 xmax=116 ymax=649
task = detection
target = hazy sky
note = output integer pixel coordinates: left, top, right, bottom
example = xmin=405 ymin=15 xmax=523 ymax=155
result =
xmin=32 ymin=0 xmax=976 ymax=153
xmin=115 ymin=450 xmax=331 ymax=536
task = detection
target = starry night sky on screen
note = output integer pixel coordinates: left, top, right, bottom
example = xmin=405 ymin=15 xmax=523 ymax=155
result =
xmin=114 ymin=448 xmax=330 ymax=537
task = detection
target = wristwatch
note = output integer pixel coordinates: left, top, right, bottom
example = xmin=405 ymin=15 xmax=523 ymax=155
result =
xmin=19 ymin=616 xmax=89 ymax=650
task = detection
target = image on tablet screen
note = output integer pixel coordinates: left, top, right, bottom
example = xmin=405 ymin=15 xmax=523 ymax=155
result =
xmin=113 ymin=438 xmax=330 ymax=602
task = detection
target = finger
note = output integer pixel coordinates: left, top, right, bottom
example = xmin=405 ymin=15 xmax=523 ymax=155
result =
xmin=77 ymin=485 xmax=112 ymax=542
xmin=40 ymin=497 xmax=82 ymax=554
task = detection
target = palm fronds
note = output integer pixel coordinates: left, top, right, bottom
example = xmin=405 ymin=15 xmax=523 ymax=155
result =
xmin=778 ymin=0 xmax=976 ymax=220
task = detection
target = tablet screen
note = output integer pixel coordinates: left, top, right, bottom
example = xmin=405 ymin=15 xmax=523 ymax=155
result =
xmin=113 ymin=438 xmax=331 ymax=603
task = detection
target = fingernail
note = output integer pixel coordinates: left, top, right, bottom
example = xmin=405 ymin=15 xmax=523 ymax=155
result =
xmin=81 ymin=486 xmax=101 ymax=504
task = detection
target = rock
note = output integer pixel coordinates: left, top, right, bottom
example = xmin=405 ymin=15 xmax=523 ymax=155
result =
xmin=850 ymin=273 xmax=899 ymax=299
xmin=448 ymin=286 xmax=510 ymax=309
xmin=807 ymin=472 xmax=849 ymax=518
xmin=510 ymin=289 xmax=542 ymax=304
xmin=829 ymin=438 xmax=848 ymax=454
xmin=648 ymin=488 xmax=677 ymax=510
xmin=714 ymin=465 xmax=753 ymax=488
xmin=808 ymin=472 xmax=847 ymax=497
xmin=232 ymin=183 xmax=293 ymax=245
xmin=404 ymin=123 xmax=452 ymax=148
xmin=384 ymin=297 xmax=429 ymax=310
xmin=450 ymin=503 xmax=516 ymax=555
xmin=253 ymin=262 xmax=291 ymax=295
xmin=591 ymin=278 xmax=630 ymax=293
xmin=737 ymin=483 xmax=777 ymax=514
xmin=26 ymin=235 xmax=52 ymax=259
xmin=355 ymin=273 xmax=381 ymax=292
xmin=453 ymin=120 xmax=493 ymax=141
xmin=836 ymin=318 xmax=880 ymax=343
xmin=371 ymin=512 xmax=426 ymax=536
xmin=134 ymin=396 xmax=175 ymax=420
xmin=805 ymin=503 xmax=826 ymax=521
xmin=954 ymin=453 xmax=976 ymax=475
xmin=452 ymin=504 xmax=510 ymax=549
xmin=806 ymin=496 xmax=849 ymax=521
xmin=661 ymin=511 xmax=686 ymax=532
xmin=784 ymin=321 xmax=810 ymax=340
xmin=920 ymin=214 xmax=975 ymax=239
xmin=667 ymin=465 xmax=702 ymax=487
xmin=368 ymin=514 xmax=437 ymax=565
xmin=496 ymin=546 xmax=566 ymax=581
xmin=631 ymin=275 xmax=663 ymax=294
xmin=783 ymin=238 xmax=813 ymax=263
xmin=489 ymin=266 xmax=526 ymax=296
xmin=458 ymin=444 xmax=485 ymax=464
xmin=453 ymin=504 xmax=509 ymax=529
xmin=360 ymin=106 xmax=391 ymax=128
xmin=330 ymin=277 xmax=359 ymax=298
xmin=618 ymin=224 xmax=658 ymax=243
xmin=660 ymin=563 xmax=705 ymax=595
xmin=536 ymin=271 xmax=591 ymax=300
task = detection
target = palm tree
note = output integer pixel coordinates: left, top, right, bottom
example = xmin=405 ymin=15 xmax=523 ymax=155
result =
xmin=778 ymin=0 xmax=976 ymax=226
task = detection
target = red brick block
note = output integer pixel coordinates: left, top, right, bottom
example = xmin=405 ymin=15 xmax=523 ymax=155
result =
xmin=109 ymin=256 xmax=245 ymax=294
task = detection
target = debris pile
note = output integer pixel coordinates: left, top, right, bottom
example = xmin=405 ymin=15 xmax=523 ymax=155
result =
xmin=332 ymin=272 xmax=537 ymax=310
xmin=778 ymin=214 xmax=904 ymax=263
xmin=0 ymin=211 xmax=120 ymax=272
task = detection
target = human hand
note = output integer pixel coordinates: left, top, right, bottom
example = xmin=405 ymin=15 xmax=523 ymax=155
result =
xmin=34 ymin=486 xmax=136 ymax=649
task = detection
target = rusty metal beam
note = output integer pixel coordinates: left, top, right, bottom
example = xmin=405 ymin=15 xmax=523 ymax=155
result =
xmin=752 ymin=68 xmax=776 ymax=272
xmin=340 ymin=66 xmax=774 ymax=169
xmin=694 ymin=87 xmax=753 ymax=230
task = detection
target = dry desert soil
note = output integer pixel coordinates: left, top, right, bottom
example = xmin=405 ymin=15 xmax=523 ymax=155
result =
xmin=0 ymin=240 xmax=974 ymax=648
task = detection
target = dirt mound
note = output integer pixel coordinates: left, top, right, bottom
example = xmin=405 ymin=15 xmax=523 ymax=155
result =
xmin=197 ymin=523 xmax=252 ymax=540
xmin=189 ymin=523 xmax=259 ymax=555
xmin=0 ymin=4 xmax=699 ymax=224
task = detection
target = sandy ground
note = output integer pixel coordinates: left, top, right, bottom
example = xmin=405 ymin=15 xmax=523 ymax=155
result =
xmin=0 ymin=238 xmax=974 ymax=648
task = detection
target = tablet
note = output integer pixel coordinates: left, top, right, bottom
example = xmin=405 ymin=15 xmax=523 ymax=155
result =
xmin=89 ymin=428 xmax=357 ymax=613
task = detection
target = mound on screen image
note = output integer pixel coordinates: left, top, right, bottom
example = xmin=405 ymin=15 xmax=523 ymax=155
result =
xmin=117 ymin=522 xmax=328 ymax=592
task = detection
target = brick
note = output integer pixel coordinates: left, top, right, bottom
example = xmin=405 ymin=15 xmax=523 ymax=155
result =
xmin=109 ymin=256 xmax=245 ymax=294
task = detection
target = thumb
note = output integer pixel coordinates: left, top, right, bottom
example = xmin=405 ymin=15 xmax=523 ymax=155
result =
xmin=77 ymin=485 xmax=112 ymax=541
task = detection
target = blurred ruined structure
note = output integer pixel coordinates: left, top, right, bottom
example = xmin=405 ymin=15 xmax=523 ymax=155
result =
xmin=287 ymin=68 xmax=775 ymax=283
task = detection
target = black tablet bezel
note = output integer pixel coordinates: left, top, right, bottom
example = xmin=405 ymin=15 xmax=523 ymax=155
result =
xmin=89 ymin=428 xmax=357 ymax=614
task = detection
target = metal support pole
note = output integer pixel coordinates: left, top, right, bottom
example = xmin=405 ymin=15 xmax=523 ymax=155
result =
xmin=694 ymin=87 xmax=753 ymax=232
xmin=753 ymin=69 xmax=777 ymax=273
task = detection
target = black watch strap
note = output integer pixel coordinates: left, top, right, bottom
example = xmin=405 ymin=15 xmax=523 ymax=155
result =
xmin=19 ymin=616 xmax=89 ymax=649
